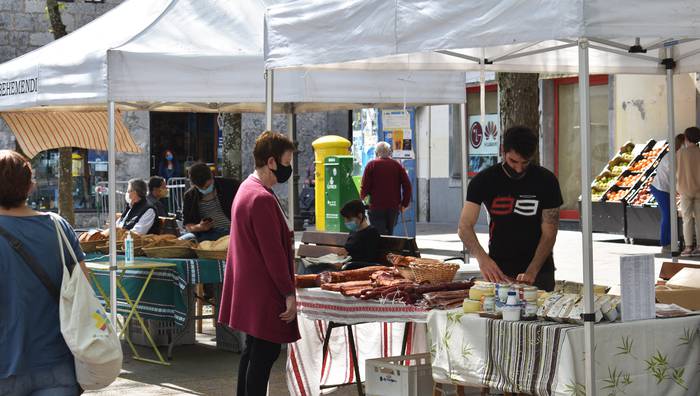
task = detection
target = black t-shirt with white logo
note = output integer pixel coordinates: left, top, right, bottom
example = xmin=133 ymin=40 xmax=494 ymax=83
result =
xmin=466 ymin=163 xmax=563 ymax=277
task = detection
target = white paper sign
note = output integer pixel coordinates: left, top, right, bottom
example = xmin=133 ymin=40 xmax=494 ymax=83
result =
xmin=382 ymin=110 xmax=414 ymax=159
xmin=619 ymin=254 xmax=656 ymax=321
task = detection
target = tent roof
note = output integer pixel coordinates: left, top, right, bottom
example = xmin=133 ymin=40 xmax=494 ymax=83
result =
xmin=264 ymin=0 xmax=700 ymax=74
xmin=0 ymin=0 xmax=465 ymax=113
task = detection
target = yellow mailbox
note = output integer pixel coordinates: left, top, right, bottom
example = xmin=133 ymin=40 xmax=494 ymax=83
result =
xmin=311 ymin=136 xmax=351 ymax=230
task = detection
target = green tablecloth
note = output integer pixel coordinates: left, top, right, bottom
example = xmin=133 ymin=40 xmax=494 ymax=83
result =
xmin=86 ymin=254 xmax=225 ymax=326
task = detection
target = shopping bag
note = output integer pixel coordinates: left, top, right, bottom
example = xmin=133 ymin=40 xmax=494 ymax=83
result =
xmin=51 ymin=214 xmax=123 ymax=390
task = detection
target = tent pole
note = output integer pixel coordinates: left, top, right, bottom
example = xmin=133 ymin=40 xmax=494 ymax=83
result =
xmin=578 ymin=39 xmax=596 ymax=396
xmin=460 ymin=102 xmax=469 ymax=264
xmin=480 ymin=49 xmax=486 ymax=126
xmin=287 ymin=112 xmax=296 ymax=230
xmin=107 ymin=101 xmax=118 ymax=329
xmin=265 ymin=69 xmax=274 ymax=130
xmin=665 ymin=55 xmax=678 ymax=262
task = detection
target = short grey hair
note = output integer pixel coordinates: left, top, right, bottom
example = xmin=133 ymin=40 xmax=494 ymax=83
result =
xmin=375 ymin=141 xmax=392 ymax=158
xmin=128 ymin=178 xmax=148 ymax=199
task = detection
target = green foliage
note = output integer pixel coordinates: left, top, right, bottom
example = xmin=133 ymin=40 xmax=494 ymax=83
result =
xmin=615 ymin=336 xmax=637 ymax=359
xmin=678 ymin=328 xmax=698 ymax=346
xmin=564 ymin=381 xmax=586 ymax=396
xmin=645 ymin=350 xmax=669 ymax=384
xmin=601 ymin=366 xmax=633 ymax=396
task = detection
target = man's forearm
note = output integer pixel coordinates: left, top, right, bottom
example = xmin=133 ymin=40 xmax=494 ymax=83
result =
xmin=458 ymin=226 xmax=488 ymax=260
xmin=526 ymin=233 xmax=556 ymax=275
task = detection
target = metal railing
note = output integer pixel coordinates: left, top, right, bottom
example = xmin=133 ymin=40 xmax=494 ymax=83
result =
xmin=166 ymin=177 xmax=189 ymax=220
xmin=95 ymin=181 xmax=128 ymax=227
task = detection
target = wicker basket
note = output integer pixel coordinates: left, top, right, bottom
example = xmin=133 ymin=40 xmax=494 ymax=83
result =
xmin=94 ymin=242 xmax=146 ymax=256
xmin=79 ymin=240 xmax=104 ymax=253
xmin=408 ymin=261 xmax=459 ymax=284
xmin=143 ymin=246 xmax=196 ymax=259
xmin=193 ymin=248 xmax=227 ymax=260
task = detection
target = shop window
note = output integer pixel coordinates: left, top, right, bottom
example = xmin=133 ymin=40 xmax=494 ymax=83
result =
xmin=555 ymin=76 xmax=610 ymax=218
xmin=27 ymin=149 xmax=107 ymax=211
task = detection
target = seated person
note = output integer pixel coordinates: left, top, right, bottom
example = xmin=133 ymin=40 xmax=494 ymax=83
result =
xmin=180 ymin=163 xmax=239 ymax=242
xmin=340 ymin=199 xmax=381 ymax=270
xmin=117 ymin=178 xmax=160 ymax=235
xmin=147 ymin=175 xmax=169 ymax=218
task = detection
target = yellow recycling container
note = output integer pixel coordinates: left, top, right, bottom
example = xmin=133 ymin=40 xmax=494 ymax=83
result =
xmin=312 ymin=136 xmax=351 ymax=230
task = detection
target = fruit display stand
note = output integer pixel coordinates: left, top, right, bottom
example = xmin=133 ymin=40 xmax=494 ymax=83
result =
xmin=625 ymin=157 xmax=684 ymax=244
xmin=584 ymin=140 xmax=669 ymax=239
xmin=585 ymin=141 xmax=646 ymax=235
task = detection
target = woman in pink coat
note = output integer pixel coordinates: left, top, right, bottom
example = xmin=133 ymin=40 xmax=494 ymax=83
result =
xmin=219 ymin=131 xmax=299 ymax=396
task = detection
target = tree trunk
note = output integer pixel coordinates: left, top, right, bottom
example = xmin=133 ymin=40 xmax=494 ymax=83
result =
xmin=46 ymin=0 xmax=74 ymax=223
xmin=221 ymin=113 xmax=242 ymax=180
xmin=58 ymin=147 xmax=75 ymax=224
xmin=497 ymin=72 xmax=540 ymax=163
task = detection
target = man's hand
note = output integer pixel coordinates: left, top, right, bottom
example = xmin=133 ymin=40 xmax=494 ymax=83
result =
xmin=477 ymin=255 xmax=511 ymax=283
xmin=198 ymin=219 xmax=213 ymax=232
xmin=516 ymin=271 xmax=537 ymax=285
xmin=279 ymin=294 xmax=297 ymax=323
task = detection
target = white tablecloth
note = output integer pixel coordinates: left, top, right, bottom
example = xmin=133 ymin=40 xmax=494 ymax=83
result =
xmin=428 ymin=310 xmax=700 ymax=396
xmin=287 ymin=288 xmax=428 ymax=396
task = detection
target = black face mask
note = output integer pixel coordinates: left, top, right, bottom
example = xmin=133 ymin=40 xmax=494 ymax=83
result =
xmin=501 ymin=161 xmax=527 ymax=180
xmin=272 ymin=162 xmax=293 ymax=184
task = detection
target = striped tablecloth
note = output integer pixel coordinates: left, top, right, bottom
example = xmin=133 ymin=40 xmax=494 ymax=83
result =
xmin=86 ymin=255 xmax=225 ymax=325
xmin=428 ymin=310 xmax=700 ymax=396
xmin=296 ymin=287 xmax=430 ymax=324
xmin=287 ymin=288 xmax=429 ymax=396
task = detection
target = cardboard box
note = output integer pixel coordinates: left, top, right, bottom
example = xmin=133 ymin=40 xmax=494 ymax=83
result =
xmin=655 ymin=286 xmax=700 ymax=311
xmin=667 ymin=267 xmax=700 ymax=288
xmin=656 ymin=267 xmax=700 ymax=310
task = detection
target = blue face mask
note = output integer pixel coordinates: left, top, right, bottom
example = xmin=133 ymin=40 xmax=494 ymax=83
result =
xmin=165 ymin=153 xmax=173 ymax=161
xmin=344 ymin=220 xmax=359 ymax=231
xmin=197 ymin=182 xmax=214 ymax=195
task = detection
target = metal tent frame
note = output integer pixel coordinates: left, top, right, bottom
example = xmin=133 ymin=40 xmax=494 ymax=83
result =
xmin=265 ymin=36 xmax=691 ymax=394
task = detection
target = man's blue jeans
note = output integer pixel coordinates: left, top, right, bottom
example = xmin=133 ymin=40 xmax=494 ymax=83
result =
xmin=650 ymin=185 xmax=671 ymax=246
xmin=179 ymin=228 xmax=228 ymax=242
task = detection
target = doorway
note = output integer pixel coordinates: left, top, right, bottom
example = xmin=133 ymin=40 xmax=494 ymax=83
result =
xmin=149 ymin=112 xmax=219 ymax=177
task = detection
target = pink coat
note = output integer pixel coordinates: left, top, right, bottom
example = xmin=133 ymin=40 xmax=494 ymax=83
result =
xmin=218 ymin=175 xmax=300 ymax=343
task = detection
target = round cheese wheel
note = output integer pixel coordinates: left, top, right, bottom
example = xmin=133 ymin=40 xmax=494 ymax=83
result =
xmin=463 ymin=299 xmax=481 ymax=313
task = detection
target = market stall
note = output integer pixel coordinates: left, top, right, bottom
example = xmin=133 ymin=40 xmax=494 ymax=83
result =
xmin=290 ymin=287 xmax=429 ymax=396
xmin=0 ymin=0 xmax=465 ymax=333
xmin=85 ymin=253 xmax=226 ymax=363
xmin=291 ymin=258 xmax=476 ymax=395
xmin=265 ymin=2 xmax=700 ymax=392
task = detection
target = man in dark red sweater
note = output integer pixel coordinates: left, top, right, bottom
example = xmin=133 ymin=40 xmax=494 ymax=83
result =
xmin=360 ymin=141 xmax=412 ymax=235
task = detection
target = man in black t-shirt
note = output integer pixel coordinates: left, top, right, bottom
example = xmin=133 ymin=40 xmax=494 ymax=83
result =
xmin=458 ymin=126 xmax=563 ymax=291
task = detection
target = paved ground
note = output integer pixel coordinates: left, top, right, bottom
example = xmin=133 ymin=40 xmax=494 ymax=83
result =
xmin=87 ymin=222 xmax=698 ymax=396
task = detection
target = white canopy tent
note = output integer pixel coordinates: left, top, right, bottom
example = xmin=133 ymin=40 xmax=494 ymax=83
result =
xmin=0 ymin=0 xmax=465 ymax=330
xmin=265 ymin=0 xmax=700 ymax=393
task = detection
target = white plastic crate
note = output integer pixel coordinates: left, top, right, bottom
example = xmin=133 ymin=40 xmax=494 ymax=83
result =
xmin=128 ymin=319 xmax=195 ymax=347
xmin=365 ymin=353 xmax=433 ymax=396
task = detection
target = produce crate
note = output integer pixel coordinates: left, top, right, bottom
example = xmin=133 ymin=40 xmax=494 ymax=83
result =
xmin=583 ymin=201 xmax=626 ymax=235
xmin=626 ymin=206 xmax=684 ymax=244
xmin=365 ymin=353 xmax=433 ymax=396
xmin=127 ymin=319 xmax=195 ymax=347
xmin=216 ymin=324 xmax=245 ymax=353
